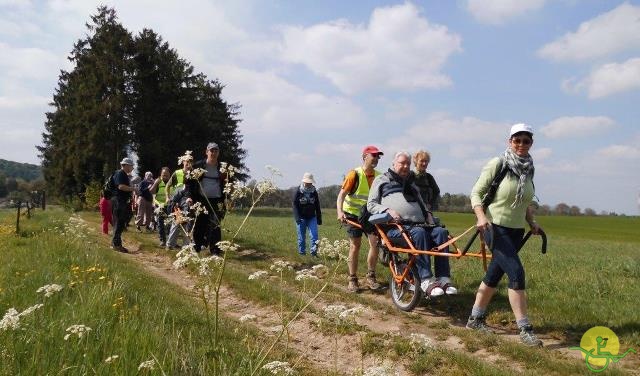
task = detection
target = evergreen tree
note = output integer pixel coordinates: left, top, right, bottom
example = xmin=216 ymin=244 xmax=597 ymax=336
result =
xmin=39 ymin=6 xmax=246 ymax=199
xmin=39 ymin=6 xmax=133 ymax=197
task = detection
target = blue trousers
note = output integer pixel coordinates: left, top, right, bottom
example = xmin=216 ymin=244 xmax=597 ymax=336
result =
xmin=387 ymin=225 xmax=451 ymax=280
xmin=296 ymin=217 xmax=319 ymax=254
xmin=482 ymin=224 xmax=526 ymax=290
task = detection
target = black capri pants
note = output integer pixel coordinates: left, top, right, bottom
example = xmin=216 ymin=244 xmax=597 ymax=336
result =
xmin=482 ymin=224 xmax=526 ymax=290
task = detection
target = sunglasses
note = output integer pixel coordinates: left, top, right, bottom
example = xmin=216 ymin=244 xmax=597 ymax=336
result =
xmin=511 ymin=138 xmax=532 ymax=145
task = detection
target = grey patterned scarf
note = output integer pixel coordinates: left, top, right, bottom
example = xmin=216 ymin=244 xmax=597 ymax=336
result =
xmin=502 ymin=148 xmax=534 ymax=208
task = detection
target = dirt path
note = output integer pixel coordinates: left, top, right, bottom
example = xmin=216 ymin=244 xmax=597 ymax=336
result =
xmin=80 ymin=220 xmax=635 ymax=376
xmin=119 ymin=240 xmax=529 ymax=375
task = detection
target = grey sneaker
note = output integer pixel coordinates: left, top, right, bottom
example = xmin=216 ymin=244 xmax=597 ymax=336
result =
xmin=466 ymin=315 xmax=493 ymax=333
xmin=519 ymin=325 xmax=543 ymax=347
xmin=366 ymin=271 xmax=381 ymax=290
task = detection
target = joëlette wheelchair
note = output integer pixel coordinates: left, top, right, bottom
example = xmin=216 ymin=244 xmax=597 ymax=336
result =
xmin=345 ymin=215 xmax=547 ymax=312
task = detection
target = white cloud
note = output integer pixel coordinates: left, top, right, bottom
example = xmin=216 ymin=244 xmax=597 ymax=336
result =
xmin=538 ymin=3 xmax=640 ymax=62
xmin=386 ymin=112 xmax=508 ymax=150
xmin=0 ymin=95 xmax=49 ymax=109
xmin=466 ymin=0 xmax=545 ymax=25
xmin=217 ymin=65 xmax=364 ymax=133
xmin=280 ymin=2 xmax=461 ymax=94
xmin=562 ymin=58 xmax=640 ymax=99
xmin=540 ymin=116 xmax=615 ymax=138
xmin=597 ymin=145 xmax=640 ymax=159
xmin=531 ymin=147 xmax=551 ymax=161
xmin=0 ymin=42 xmax=62 ymax=80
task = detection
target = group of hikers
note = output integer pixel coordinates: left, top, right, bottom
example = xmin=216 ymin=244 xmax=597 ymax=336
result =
xmin=100 ymin=123 xmax=544 ymax=347
xmin=293 ymin=123 xmax=544 ymax=347
xmin=100 ymin=142 xmax=227 ymax=257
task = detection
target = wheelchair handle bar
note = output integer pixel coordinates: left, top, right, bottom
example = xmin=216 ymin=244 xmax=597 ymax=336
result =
xmin=462 ymin=228 xmax=547 ymax=255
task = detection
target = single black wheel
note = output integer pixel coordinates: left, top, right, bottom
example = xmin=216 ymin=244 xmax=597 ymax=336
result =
xmin=389 ymin=258 xmax=422 ymax=311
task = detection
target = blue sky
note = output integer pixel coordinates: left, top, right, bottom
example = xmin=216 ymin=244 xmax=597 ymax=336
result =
xmin=1 ymin=0 xmax=639 ymax=215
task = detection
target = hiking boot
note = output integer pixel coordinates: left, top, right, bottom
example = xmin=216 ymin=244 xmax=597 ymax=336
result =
xmin=111 ymin=245 xmax=129 ymax=253
xmin=466 ymin=315 xmax=492 ymax=333
xmin=366 ymin=271 xmax=381 ymax=290
xmin=519 ymin=325 xmax=543 ymax=347
xmin=347 ymin=275 xmax=360 ymax=293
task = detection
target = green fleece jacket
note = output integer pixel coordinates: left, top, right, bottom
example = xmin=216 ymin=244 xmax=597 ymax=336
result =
xmin=470 ymin=157 xmax=535 ymax=229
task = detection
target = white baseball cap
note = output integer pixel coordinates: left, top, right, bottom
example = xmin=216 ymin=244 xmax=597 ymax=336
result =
xmin=510 ymin=123 xmax=534 ymax=137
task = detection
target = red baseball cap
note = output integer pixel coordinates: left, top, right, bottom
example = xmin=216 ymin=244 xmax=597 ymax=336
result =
xmin=362 ymin=145 xmax=383 ymax=156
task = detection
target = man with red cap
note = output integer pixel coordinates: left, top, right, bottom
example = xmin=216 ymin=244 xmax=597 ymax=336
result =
xmin=336 ymin=145 xmax=384 ymax=292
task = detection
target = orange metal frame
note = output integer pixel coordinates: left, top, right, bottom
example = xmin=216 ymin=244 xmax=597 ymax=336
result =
xmin=345 ymin=219 xmax=493 ymax=282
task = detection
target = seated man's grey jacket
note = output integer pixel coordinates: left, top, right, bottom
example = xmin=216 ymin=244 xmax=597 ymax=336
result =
xmin=367 ymin=170 xmax=434 ymax=225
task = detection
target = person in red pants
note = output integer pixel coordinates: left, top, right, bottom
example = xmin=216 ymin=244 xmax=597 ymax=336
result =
xmin=99 ymin=192 xmax=112 ymax=235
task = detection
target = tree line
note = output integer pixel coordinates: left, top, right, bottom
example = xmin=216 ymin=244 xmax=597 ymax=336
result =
xmin=37 ymin=6 xmax=245 ymax=202
xmin=235 ymin=183 xmax=623 ymax=216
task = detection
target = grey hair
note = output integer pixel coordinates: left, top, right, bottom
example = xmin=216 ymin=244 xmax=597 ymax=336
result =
xmin=393 ymin=151 xmax=411 ymax=163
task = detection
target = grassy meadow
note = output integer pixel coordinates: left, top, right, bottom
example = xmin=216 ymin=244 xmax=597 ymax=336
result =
xmin=0 ymin=205 xmax=638 ymax=375
xmin=228 ymin=209 xmax=640 ymax=346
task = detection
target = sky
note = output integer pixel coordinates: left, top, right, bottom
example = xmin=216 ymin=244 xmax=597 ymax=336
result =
xmin=1 ymin=0 xmax=639 ymax=215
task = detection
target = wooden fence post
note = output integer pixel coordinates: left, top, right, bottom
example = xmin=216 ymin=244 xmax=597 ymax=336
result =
xmin=15 ymin=201 xmax=21 ymax=234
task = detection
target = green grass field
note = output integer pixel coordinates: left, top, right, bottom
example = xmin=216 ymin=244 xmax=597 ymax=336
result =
xmin=1 ymin=206 xmax=638 ymax=375
xmin=228 ymin=209 xmax=640 ymax=345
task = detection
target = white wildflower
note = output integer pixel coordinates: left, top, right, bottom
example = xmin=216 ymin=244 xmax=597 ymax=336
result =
xmin=104 ymin=355 xmax=119 ymax=363
xmin=265 ymin=165 xmax=283 ymax=177
xmin=323 ymin=304 xmax=365 ymax=323
xmin=295 ymin=269 xmax=319 ymax=281
xmin=138 ymin=359 xmax=156 ymax=371
xmin=317 ymin=238 xmax=349 ymax=260
xmin=270 ymin=260 xmax=293 ymax=273
xmin=36 ymin=283 xmax=64 ymax=298
xmin=363 ymin=365 xmax=399 ymax=376
xmin=197 ymin=255 xmax=223 ymax=276
xmin=323 ymin=305 xmax=348 ymax=319
xmin=338 ymin=305 xmax=365 ymax=320
xmin=190 ymin=201 xmax=208 ymax=216
xmin=262 ymin=360 xmax=295 ymax=375
xmin=248 ymin=270 xmax=269 ymax=281
xmin=177 ymin=150 xmax=193 ymax=165
xmin=239 ymin=314 xmax=257 ymax=323
xmin=0 ymin=308 xmax=20 ymax=331
xmin=409 ymin=333 xmax=434 ymax=350
xmin=64 ymin=324 xmax=92 ymax=340
xmin=268 ymin=325 xmax=284 ymax=333
xmin=256 ymin=180 xmax=277 ymax=195
xmin=19 ymin=303 xmax=44 ymax=317
xmin=186 ymin=168 xmax=206 ymax=180
xmin=227 ymin=181 xmax=249 ymax=201
xmin=216 ymin=240 xmax=239 ymax=253
xmin=311 ymin=264 xmax=329 ymax=278
xmin=173 ymin=247 xmax=199 ymax=269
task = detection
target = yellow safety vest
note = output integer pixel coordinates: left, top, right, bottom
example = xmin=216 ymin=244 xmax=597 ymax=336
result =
xmin=342 ymin=167 xmax=380 ymax=216
xmin=154 ymin=179 xmax=167 ymax=205
xmin=166 ymin=169 xmax=185 ymax=198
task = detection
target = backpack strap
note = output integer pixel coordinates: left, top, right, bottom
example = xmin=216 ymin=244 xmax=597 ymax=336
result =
xmin=481 ymin=157 xmax=509 ymax=210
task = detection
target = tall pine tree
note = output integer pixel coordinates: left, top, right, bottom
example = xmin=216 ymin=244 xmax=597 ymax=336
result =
xmin=40 ymin=6 xmax=246 ymax=199
xmin=39 ymin=6 xmax=133 ymax=197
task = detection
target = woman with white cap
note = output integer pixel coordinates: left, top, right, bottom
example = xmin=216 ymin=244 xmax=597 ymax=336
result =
xmin=465 ymin=123 xmax=544 ymax=347
xmin=292 ymin=172 xmax=322 ymax=256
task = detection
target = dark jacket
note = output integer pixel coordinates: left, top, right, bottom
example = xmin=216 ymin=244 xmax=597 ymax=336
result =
xmin=292 ymin=187 xmax=322 ymax=224
xmin=414 ymin=171 xmax=440 ymax=210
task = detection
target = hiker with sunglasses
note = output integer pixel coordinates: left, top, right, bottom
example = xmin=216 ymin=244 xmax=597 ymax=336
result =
xmin=465 ymin=123 xmax=544 ymax=347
